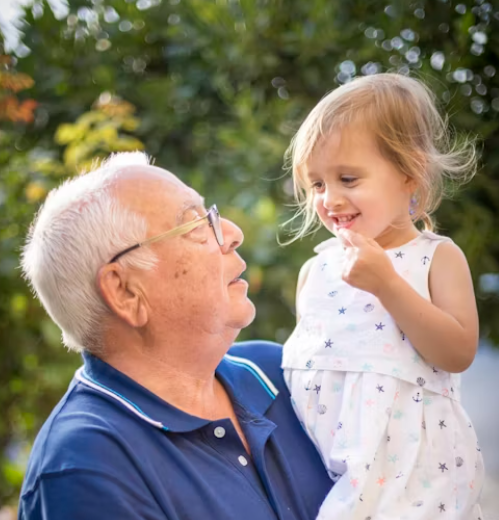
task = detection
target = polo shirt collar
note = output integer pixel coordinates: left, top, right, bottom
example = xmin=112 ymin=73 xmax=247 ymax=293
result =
xmin=78 ymin=352 xmax=278 ymax=434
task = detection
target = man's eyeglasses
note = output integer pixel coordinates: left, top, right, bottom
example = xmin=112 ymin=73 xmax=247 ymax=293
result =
xmin=108 ymin=205 xmax=224 ymax=263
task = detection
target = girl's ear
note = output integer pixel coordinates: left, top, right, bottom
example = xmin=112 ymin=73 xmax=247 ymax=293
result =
xmin=405 ymin=175 xmax=418 ymax=191
xmin=407 ymin=150 xmax=427 ymax=189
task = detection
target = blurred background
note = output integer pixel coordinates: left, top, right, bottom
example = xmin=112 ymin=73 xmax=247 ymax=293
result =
xmin=0 ymin=0 xmax=498 ymax=517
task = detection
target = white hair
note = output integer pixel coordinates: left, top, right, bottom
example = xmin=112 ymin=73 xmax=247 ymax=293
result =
xmin=21 ymin=151 xmax=158 ymax=353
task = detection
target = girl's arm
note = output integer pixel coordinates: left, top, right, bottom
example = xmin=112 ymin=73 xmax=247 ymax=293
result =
xmin=377 ymin=241 xmax=478 ymax=373
xmin=338 ymin=229 xmax=479 ymax=373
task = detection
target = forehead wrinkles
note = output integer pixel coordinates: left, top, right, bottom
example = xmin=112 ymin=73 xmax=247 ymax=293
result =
xmin=112 ymin=168 xmax=193 ymax=232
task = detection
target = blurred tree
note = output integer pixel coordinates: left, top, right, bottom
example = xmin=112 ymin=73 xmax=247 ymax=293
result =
xmin=0 ymin=0 xmax=498 ymax=506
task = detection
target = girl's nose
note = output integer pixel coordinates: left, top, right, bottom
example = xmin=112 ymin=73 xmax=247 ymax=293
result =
xmin=323 ymin=188 xmax=346 ymax=211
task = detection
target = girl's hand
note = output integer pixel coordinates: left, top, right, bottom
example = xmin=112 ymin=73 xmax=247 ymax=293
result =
xmin=338 ymin=229 xmax=398 ymax=296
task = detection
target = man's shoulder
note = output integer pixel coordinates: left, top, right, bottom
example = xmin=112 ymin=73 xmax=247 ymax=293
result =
xmin=21 ymin=378 xmax=130 ymax=497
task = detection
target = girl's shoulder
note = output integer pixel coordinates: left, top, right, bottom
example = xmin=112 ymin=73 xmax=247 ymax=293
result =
xmin=419 ymin=230 xmax=453 ymax=244
xmin=313 ymin=236 xmax=343 ymax=254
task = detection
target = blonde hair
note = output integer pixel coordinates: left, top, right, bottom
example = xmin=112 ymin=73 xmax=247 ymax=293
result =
xmin=284 ymin=73 xmax=477 ymax=240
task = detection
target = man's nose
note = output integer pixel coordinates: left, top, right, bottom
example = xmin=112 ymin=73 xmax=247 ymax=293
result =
xmin=220 ymin=218 xmax=244 ymax=253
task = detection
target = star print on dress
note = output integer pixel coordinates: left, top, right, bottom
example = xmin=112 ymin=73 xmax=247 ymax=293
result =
xmin=439 ymin=420 xmax=447 ymax=429
xmin=376 ymin=385 xmax=384 ymax=392
xmin=422 ymin=255 xmax=430 ymax=265
xmin=375 ymin=322 xmax=385 ymax=330
xmin=320 ymin=263 xmax=327 ymax=271
xmin=324 ymin=339 xmax=333 ymax=348
xmin=363 ymin=303 xmax=374 ymax=312
xmin=395 ymin=251 xmax=404 ymax=259
xmin=314 ymin=385 xmax=321 ymax=394
xmin=420 ymin=478 xmax=431 ymax=489
xmin=338 ymin=307 xmax=346 ymax=314
xmin=439 ymin=462 xmax=448 ymax=473
xmin=439 ymin=503 xmax=446 ymax=512
xmin=328 ymin=290 xmax=337 ymax=297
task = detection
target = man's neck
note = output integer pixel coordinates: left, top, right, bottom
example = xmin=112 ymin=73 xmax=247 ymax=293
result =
xmin=98 ymin=328 xmax=237 ymax=420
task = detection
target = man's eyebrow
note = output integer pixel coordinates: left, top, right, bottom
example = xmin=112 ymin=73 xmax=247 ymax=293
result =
xmin=176 ymin=197 xmax=206 ymax=224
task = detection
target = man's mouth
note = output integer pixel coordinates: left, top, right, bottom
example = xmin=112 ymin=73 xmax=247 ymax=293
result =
xmin=229 ymin=264 xmax=247 ymax=285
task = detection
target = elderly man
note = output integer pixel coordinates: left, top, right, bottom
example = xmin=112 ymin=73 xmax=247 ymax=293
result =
xmin=18 ymin=152 xmax=332 ymax=520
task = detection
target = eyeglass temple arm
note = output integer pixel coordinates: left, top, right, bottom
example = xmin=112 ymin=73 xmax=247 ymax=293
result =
xmin=109 ymin=217 xmax=208 ymax=263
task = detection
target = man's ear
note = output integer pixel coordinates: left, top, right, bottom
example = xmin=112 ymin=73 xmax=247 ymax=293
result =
xmin=97 ymin=263 xmax=148 ymax=328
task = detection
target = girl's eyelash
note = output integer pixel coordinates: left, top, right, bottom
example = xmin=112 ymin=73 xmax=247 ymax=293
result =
xmin=341 ymin=176 xmax=357 ymax=184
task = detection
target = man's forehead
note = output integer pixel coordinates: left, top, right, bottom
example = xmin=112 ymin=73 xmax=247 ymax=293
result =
xmin=113 ymin=164 xmax=203 ymax=218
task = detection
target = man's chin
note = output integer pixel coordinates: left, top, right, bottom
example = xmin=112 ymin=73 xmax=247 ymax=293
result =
xmin=230 ymin=299 xmax=256 ymax=331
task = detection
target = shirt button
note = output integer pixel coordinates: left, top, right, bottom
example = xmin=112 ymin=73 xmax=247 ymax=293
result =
xmin=238 ymin=455 xmax=248 ymax=467
xmin=214 ymin=426 xmax=226 ymax=438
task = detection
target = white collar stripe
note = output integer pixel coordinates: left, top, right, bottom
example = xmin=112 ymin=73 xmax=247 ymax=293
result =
xmin=75 ymin=367 xmax=169 ymax=431
xmin=224 ymin=355 xmax=279 ymax=398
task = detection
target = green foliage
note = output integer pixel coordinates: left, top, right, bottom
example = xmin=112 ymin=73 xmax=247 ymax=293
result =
xmin=0 ymin=0 xmax=498 ymax=506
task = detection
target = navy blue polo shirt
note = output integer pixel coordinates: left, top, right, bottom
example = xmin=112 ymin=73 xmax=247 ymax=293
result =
xmin=19 ymin=341 xmax=332 ymax=520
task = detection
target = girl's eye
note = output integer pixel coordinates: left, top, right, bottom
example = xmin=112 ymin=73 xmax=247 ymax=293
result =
xmin=311 ymin=181 xmax=325 ymax=192
xmin=341 ymin=176 xmax=357 ymax=185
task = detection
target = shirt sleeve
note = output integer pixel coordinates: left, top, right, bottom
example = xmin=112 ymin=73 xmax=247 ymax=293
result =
xmin=19 ymin=469 xmax=168 ymax=520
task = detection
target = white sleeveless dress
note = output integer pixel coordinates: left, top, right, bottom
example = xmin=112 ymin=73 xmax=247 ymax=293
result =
xmin=282 ymin=231 xmax=484 ymax=520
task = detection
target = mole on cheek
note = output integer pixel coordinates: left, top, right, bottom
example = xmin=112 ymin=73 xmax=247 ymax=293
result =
xmin=182 ymin=269 xmax=188 ymax=275
xmin=174 ymin=272 xmax=180 ymax=279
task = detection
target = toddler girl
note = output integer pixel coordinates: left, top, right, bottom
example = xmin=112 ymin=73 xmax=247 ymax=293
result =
xmin=282 ymin=73 xmax=484 ymax=520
